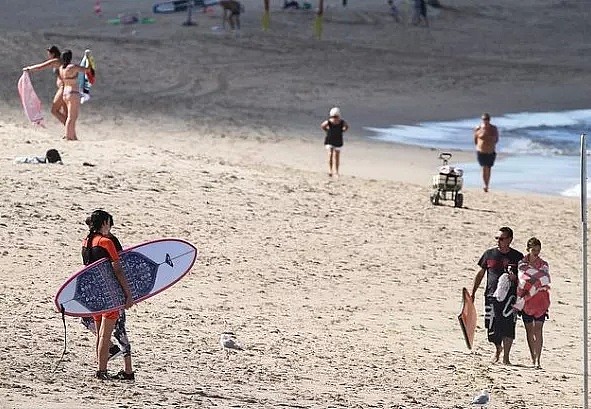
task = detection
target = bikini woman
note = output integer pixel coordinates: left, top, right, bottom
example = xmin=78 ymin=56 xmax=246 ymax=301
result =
xmin=22 ymin=45 xmax=68 ymax=125
xmin=57 ymin=50 xmax=89 ymax=141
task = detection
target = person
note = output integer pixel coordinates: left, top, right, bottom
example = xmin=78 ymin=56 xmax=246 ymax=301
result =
xmin=81 ymin=220 xmax=135 ymax=380
xmin=514 ymin=237 xmax=550 ymax=368
xmin=412 ymin=0 xmax=428 ymax=26
xmin=57 ymin=50 xmax=90 ymax=141
xmin=22 ymin=45 xmax=68 ymax=125
xmin=471 ymin=227 xmax=523 ymax=364
xmin=387 ymin=0 xmax=401 ymax=23
xmin=82 ymin=210 xmax=134 ymax=380
xmin=320 ymin=107 xmax=349 ymax=178
xmin=473 ymin=113 xmax=499 ymax=192
xmin=219 ymin=0 xmax=242 ymax=31
xmin=14 ymin=148 xmax=62 ymax=164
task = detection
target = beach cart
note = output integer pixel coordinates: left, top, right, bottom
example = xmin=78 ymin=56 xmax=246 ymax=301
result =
xmin=430 ymin=152 xmax=464 ymax=208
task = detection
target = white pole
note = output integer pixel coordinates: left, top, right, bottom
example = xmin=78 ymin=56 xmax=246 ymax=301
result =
xmin=581 ymin=132 xmax=588 ymax=409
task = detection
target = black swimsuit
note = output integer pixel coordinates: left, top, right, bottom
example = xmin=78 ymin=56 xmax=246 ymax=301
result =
xmin=324 ymin=120 xmax=347 ymax=148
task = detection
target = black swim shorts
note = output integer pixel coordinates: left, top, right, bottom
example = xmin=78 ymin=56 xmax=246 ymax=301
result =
xmin=477 ymin=152 xmax=496 ymax=168
xmin=521 ymin=312 xmax=547 ymax=324
xmin=485 ymin=296 xmax=516 ymax=345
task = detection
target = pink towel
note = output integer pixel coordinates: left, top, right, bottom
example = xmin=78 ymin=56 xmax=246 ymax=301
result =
xmin=17 ymin=72 xmax=44 ymax=126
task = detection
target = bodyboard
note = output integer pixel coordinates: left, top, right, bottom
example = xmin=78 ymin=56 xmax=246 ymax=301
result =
xmin=153 ymin=0 xmax=191 ymax=13
xmin=153 ymin=0 xmax=217 ymax=13
xmin=458 ymin=287 xmax=477 ymax=349
xmin=55 ymin=238 xmax=198 ymax=317
xmin=17 ymin=71 xmax=44 ymax=126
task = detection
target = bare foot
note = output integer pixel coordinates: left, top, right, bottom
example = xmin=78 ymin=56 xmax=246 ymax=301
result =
xmin=328 ymin=172 xmax=332 ymax=177
xmin=483 ymin=186 xmax=489 ymax=192
xmin=503 ymin=359 xmax=512 ymax=365
xmin=67 ymin=136 xmax=78 ymax=141
xmin=334 ymin=173 xmax=340 ymax=179
xmin=491 ymin=354 xmax=500 ymax=363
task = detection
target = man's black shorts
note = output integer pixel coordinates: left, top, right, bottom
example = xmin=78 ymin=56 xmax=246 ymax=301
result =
xmin=485 ymin=296 xmax=516 ymax=345
xmin=477 ymin=152 xmax=496 ymax=168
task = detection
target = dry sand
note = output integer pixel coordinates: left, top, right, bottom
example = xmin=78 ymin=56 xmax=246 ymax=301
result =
xmin=1 ymin=0 xmax=590 ymax=407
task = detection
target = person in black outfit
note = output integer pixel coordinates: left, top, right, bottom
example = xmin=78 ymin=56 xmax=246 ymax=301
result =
xmin=471 ymin=226 xmax=524 ymax=365
xmin=320 ymin=107 xmax=349 ymax=178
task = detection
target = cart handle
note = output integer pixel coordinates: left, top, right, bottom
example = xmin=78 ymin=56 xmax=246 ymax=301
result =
xmin=439 ymin=152 xmax=452 ymax=163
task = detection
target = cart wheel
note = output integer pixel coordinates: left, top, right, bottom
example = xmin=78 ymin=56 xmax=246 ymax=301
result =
xmin=454 ymin=193 xmax=464 ymax=208
xmin=430 ymin=192 xmax=440 ymax=206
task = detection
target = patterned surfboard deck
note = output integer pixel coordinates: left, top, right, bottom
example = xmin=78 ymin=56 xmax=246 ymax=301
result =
xmin=55 ymin=238 xmax=197 ymax=317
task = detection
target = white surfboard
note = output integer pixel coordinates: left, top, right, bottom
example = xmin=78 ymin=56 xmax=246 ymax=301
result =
xmin=55 ymin=238 xmax=197 ymax=317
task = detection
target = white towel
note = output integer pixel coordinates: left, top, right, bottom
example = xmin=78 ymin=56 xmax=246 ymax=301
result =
xmin=493 ymin=273 xmax=511 ymax=302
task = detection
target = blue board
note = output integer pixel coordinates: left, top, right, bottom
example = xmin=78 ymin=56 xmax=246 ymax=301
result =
xmin=153 ymin=0 xmax=218 ymax=13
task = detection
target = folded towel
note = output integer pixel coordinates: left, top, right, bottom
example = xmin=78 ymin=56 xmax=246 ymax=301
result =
xmin=493 ymin=273 xmax=511 ymax=302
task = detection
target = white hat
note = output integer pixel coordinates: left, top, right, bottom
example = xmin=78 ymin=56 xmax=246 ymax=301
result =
xmin=329 ymin=107 xmax=341 ymax=117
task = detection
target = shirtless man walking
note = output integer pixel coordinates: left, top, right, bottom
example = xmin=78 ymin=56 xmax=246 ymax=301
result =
xmin=473 ymin=113 xmax=499 ymax=192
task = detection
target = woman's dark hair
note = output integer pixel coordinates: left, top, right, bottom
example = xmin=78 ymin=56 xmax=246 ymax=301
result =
xmin=61 ymin=49 xmax=72 ymax=68
xmin=86 ymin=210 xmax=114 ymax=234
xmin=47 ymin=45 xmax=61 ymax=59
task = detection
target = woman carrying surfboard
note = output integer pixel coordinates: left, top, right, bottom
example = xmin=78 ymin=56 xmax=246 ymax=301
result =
xmin=22 ymin=45 xmax=68 ymax=125
xmin=81 ymin=224 xmax=135 ymax=380
xmin=83 ymin=210 xmax=134 ymax=380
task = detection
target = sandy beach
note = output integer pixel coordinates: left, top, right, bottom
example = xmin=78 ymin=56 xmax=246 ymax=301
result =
xmin=1 ymin=0 xmax=591 ymax=407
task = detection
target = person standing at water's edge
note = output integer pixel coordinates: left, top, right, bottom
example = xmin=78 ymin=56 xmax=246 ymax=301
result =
xmin=321 ymin=107 xmax=348 ymax=178
xmin=471 ymin=227 xmax=523 ymax=365
xmin=473 ymin=113 xmax=499 ymax=192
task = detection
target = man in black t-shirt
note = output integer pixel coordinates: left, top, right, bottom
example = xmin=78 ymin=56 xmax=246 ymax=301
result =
xmin=471 ymin=226 xmax=523 ymax=364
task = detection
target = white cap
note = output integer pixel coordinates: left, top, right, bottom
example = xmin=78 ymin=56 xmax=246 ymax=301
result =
xmin=329 ymin=107 xmax=341 ymax=117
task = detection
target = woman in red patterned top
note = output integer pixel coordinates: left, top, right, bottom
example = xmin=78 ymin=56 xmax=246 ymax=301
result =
xmin=515 ymin=237 xmax=550 ymax=368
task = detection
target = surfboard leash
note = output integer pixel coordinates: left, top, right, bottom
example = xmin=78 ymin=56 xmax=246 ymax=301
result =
xmin=51 ymin=304 xmax=67 ymax=374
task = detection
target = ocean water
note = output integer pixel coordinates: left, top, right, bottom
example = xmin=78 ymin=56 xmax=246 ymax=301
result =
xmin=365 ymin=109 xmax=591 ymax=197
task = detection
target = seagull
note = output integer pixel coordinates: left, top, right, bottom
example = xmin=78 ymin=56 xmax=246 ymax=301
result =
xmin=471 ymin=390 xmax=490 ymax=407
xmin=219 ymin=332 xmax=243 ymax=358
